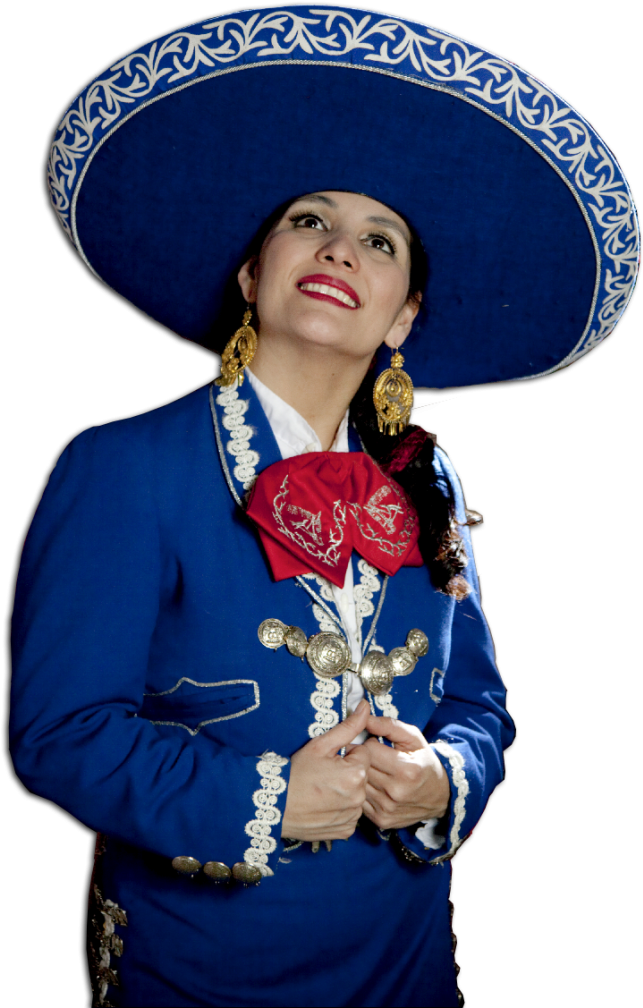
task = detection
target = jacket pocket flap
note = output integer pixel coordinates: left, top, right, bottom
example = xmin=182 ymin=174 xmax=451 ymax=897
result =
xmin=139 ymin=679 xmax=259 ymax=733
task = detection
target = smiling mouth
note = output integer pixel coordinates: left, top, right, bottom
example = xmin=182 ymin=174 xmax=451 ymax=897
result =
xmin=296 ymin=274 xmax=360 ymax=310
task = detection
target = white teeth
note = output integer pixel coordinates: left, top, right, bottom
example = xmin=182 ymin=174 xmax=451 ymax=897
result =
xmin=299 ymin=282 xmax=358 ymax=308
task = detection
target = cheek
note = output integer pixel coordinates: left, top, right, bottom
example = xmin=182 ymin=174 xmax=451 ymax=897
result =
xmin=257 ymin=234 xmax=304 ymax=291
xmin=370 ymin=267 xmax=409 ymax=318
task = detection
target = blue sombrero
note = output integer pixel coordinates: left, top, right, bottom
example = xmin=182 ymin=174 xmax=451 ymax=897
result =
xmin=48 ymin=6 xmax=639 ymax=388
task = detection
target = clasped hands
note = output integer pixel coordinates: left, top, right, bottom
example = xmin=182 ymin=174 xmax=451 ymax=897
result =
xmin=281 ymin=699 xmax=450 ymax=842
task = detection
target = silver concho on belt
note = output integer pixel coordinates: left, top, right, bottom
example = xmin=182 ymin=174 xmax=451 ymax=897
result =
xmin=257 ymin=619 xmax=428 ymax=696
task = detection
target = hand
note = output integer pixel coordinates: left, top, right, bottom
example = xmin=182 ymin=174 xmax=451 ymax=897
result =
xmin=361 ymin=715 xmax=450 ymax=830
xmin=281 ymin=700 xmax=372 ymax=841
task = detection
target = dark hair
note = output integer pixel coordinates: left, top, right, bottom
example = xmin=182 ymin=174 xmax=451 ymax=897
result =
xmin=213 ymin=193 xmax=469 ymax=598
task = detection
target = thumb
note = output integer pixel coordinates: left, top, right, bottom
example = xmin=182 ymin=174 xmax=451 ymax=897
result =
xmin=364 ymin=714 xmax=427 ymax=751
xmin=317 ymin=699 xmax=370 ymax=756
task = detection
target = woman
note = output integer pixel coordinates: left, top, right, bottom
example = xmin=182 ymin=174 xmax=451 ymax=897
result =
xmin=9 ymin=6 xmax=637 ymax=1008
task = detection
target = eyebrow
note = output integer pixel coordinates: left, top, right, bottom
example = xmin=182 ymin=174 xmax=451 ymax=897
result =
xmin=288 ymin=196 xmax=410 ymax=244
xmin=290 ymin=193 xmax=338 ymax=208
xmin=367 ymin=215 xmax=411 ymax=244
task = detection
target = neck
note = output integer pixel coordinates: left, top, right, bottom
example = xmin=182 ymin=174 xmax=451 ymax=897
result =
xmin=249 ymin=336 xmax=371 ymax=451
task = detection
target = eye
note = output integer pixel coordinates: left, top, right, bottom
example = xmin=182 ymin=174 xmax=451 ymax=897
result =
xmin=364 ymin=233 xmax=396 ymax=255
xmin=289 ymin=211 xmax=327 ymax=231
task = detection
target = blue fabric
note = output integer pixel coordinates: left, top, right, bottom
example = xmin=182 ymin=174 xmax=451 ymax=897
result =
xmin=11 ymin=383 xmax=514 ymax=1006
xmin=75 ymin=61 xmax=595 ymax=388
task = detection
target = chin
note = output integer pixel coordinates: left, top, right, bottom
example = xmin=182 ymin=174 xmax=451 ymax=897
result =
xmin=288 ymin=309 xmax=365 ymax=354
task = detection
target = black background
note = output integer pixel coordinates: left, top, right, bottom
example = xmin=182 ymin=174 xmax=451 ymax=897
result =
xmin=6 ymin=3 xmax=640 ymax=1003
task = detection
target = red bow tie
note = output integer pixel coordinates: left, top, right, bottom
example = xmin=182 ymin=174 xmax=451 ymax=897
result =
xmin=246 ymin=452 xmax=423 ymax=587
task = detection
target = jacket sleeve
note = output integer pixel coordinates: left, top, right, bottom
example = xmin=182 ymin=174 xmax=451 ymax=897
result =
xmin=395 ymin=447 xmax=515 ymax=863
xmin=10 ymin=424 xmax=289 ymax=879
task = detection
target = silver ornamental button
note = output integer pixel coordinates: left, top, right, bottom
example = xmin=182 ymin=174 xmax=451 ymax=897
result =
xmin=388 ymin=646 xmax=417 ymax=677
xmin=359 ymin=651 xmax=394 ymax=696
xmin=306 ymin=632 xmax=351 ymax=679
xmin=258 ymin=618 xmax=287 ymax=649
xmin=171 ymin=856 xmax=202 ymax=875
xmin=284 ymin=626 xmax=308 ymax=658
xmin=405 ymin=628 xmax=429 ymax=657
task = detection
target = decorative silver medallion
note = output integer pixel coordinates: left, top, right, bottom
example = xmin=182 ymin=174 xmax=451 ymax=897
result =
xmin=388 ymin=646 xmax=417 ymax=677
xmin=257 ymin=617 xmax=429 ymax=698
xmin=258 ymin=618 xmax=287 ymax=649
xmin=306 ymin=632 xmax=351 ymax=679
xmin=405 ymin=628 xmax=429 ymax=657
xmin=359 ymin=651 xmax=394 ymax=696
xmin=284 ymin=626 xmax=308 ymax=657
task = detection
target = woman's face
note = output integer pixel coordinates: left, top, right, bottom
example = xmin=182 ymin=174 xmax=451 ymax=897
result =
xmin=238 ymin=191 xmax=419 ymax=361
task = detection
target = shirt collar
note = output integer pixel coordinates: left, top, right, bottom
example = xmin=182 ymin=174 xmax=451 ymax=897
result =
xmin=246 ymin=368 xmax=349 ymax=460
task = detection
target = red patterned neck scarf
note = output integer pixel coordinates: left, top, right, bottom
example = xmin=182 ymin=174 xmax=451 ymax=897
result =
xmin=246 ymin=452 xmax=423 ymax=587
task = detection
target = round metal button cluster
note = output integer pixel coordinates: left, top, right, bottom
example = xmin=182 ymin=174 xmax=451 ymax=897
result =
xmin=306 ymin=632 xmax=351 ymax=679
xmin=171 ymin=856 xmax=261 ymax=885
xmin=257 ymin=618 xmax=288 ymax=649
xmin=232 ymin=862 xmax=263 ymax=885
xmin=258 ymin=618 xmax=429 ymax=696
xmin=258 ymin=619 xmax=350 ymax=678
xmin=171 ymin=855 xmax=202 ymax=875
xmin=203 ymin=861 xmax=232 ymax=881
xmin=359 ymin=651 xmax=394 ymax=695
xmin=405 ymin=628 xmax=429 ymax=657
xmin=284 ymin=625 xmax=308 ymax=657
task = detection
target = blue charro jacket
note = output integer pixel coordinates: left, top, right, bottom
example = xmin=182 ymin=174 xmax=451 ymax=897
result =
xmin=10 ymin=381 xmax=514 ymax=1008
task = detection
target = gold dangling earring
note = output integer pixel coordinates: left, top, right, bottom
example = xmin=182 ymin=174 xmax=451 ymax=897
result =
xmin=215 ymin=306 xmax=258 ymax=387
xmin=372 ymin=347 xmax=414 ymax=435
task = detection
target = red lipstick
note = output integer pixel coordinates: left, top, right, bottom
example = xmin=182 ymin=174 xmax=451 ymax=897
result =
xmin=296 ymin=274 xmax=361 ymax=310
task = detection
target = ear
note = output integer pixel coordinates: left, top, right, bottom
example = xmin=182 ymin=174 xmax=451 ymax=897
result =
xmin=237 ymin=256 xmax=259 ymax=303
xmin=383 ymin=294 xmax=421 ymax=350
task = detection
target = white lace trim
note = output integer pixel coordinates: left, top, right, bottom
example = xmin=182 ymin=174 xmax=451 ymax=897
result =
xmin=216 ymin=384 xmax=259 ymax=491
xmin=308 ymin=676 xmax=341 ymax=738
xmin=374 ymin=691 xmax=399 ymax=719
xmin=243 ymin=751 xmax=288 ymax=877
xmin=305 ymin=575 xmax=342 ymax=736
xmin=353 ymin=559 xmax=381 ymax=647
xmin=429 ymin=740 xmax=470 ymax=862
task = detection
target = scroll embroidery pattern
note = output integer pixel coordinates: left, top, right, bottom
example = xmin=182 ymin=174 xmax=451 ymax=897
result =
xmin=429 ymin=740 xmax=470 ymax=863
xmin=216 ymin=384 xmax=259 ymax=490
xmin=347 ymin=482 xmax=415 ymax=558
xmin=273 ymin=475 xmax=346 ymax=567
xmin=243 ymin=751 xmax=288 ymax=877
xmin=308 ymin=676 xmax=342 ymax=738
xmin=353 ymin=559 xmax=381 ymax=648
xmin=304 ymin=574 xmax=342 ymax=736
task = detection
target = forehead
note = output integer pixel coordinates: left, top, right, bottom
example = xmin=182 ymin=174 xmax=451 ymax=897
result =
xmin=287 ymin=191 xmax=411 ymax=240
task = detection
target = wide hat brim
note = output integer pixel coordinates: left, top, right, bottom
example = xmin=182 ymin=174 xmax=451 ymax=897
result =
xmin=49 ymin=6 xmax=639 ymax=388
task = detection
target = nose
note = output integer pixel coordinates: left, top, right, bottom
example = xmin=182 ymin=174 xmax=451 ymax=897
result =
xmin=316 ymin=231 xmax=358 ymax=271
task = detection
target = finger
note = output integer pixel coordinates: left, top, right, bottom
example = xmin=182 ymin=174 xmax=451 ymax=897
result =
xmin=365 ymin=714 xmax=426 ymax=751
xmin=344 ymin=743 xmax=371 ymax=769
xmin=315 ymin=699 xmax=371 ymax=756
xmin=364 ymin=764 xmax=394 ymax=790
xmin=362 ymin=737 xmax=400 ymax=774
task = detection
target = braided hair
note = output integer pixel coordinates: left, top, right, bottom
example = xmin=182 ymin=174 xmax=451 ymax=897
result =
xmin=209 ymin=196 xmax=471 ymax=599
xmin=349 ymin=368 xmax=470 ymax=599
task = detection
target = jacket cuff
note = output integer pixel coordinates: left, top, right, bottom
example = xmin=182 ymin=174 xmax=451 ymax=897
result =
xmin=392 ymin=739 xmax=470 ymax=865
xmin=242 ymin=751 xmax=290 ymax=877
